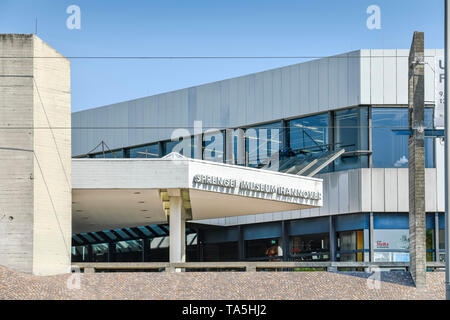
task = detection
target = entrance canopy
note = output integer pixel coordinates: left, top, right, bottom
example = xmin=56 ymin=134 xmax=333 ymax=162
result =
xmin=72 ymin=153 xmax=323 ymax=234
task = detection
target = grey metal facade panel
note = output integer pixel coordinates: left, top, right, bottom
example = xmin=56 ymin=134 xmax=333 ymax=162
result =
xmin=359 ymin=49 xmax=443 ymax=106
xmin=72 ymin=50 xmax=365 ymax=156
xmin=194 ymin=168 xmax=443 ymax=227
xmin=72 ymin=49 xmax=444 ymax=156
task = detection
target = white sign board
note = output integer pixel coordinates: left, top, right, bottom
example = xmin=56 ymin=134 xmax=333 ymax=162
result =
xmin=435 ymin=57 xmax=445 ymax=129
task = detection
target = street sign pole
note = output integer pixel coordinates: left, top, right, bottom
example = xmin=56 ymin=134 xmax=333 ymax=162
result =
xmin=445 ymin=0 xmax=450 ymax=301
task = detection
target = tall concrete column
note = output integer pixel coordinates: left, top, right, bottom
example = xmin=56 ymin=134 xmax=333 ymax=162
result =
xmin=169 ymin=191 xmax=186 ymax=266
xmin=0 ymin=35 xmax=71 ymax=275
xmin=408 ymin=31 xmax=427 ymax=288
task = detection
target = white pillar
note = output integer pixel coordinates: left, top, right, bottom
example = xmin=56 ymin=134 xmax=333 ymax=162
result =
xmin=169 ymin=195 xmax=186 ymax=265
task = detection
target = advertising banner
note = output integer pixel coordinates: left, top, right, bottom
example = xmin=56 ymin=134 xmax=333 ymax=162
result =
xmin=435 ymin=56 xmax=445 ymax=129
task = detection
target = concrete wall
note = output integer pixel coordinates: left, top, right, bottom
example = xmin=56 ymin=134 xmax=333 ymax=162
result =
xmin=0 ymin=34 xmax=35 ymax=273
xmin=0 ymin=35 xmax=71 ymax=275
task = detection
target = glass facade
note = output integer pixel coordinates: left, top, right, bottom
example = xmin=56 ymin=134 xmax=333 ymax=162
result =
xmin=128 ymin=143 xmax=159 ymax=158
xmin=289 ymin=114 xmax=329 ymax=152
xmin=203 ymin=131 xmax=225 ymax=163
xmin=334 ymin=107 xmax=369 ymax=171
xmin=290 ymin=233 xmax=329 ymax=261
xmin=372 ymin=107 xmax=434 ymax=168
xmin=81 ymin=106 xmax=437 ymax=173
xmin=246 ymin=122 xmax=281 ymax=168
xmin=245 ymin=238 xmax=280 ymax=260
xmin=337 ymin=230 xmax=364 ymax=262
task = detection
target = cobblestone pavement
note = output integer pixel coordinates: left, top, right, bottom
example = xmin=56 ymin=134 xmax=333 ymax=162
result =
xmin=0 ymin=265 xmax=445 ymax=300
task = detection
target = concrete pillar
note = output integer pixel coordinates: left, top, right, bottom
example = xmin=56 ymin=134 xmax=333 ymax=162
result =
xmin=0 ymin=35 xmax=72 ymax=275
xmin=169 ymin=191 xmax=186 ymax=268
xmin=408 ymin=31 xmax=427 ymax=288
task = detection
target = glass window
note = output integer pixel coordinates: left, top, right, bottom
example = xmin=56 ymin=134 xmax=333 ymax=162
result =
xmin=203 ymin=242 xmax=238 ymax=262
xmin=245 ymin=122 xmax=282 ymax=168
xmin=128 ymin=143 xmax=159 ymax=158
xmin=426 ymin=228 xmax=435 ymax=262
xmin=372 ymin=229 xmax=410 ymax=262
xmin=92 ymin=243 xmax=109 ymax=262
xmin=334 ymin=107 xmax=369 ymax=171
xmin=91 ymin=149 xmax=123 ymax=158
xmin=289 ymin=114 xmax=329 ymax=152
xmin=245 ymin=238 xmax=280 ymax=260
xmin=203 ymin=131 xmax=225 ymax=163
xmin=290 ymin=233 xmax=329 ymax=261
xmin=337 ymin=230 xmax=365 ymax=262
xmin=372 ymin=107 xmax=434 ymax=168
xmin=115 ymin=240 xmax=143 ymax=262
xmin=71 ymin=245 xmax=89 ymax=262
xmin=162 ymin=137 xmax=194 ymax=158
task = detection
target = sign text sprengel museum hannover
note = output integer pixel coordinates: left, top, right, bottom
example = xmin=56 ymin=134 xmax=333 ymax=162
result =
xmin=193 ymin=174 xmax=322 ymax=201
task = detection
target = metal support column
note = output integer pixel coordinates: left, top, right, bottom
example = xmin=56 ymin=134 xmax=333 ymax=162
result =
xmin=238 ymin=226 xmax=245 ymax=260
xmin=281 ymin=220 xmax=289 ymax=261
xmin=108 ymin=242 xmax=116 ymax=262
xmin=329 ymin=216 xmax=336 ymax=262
xmin=370 ymin=212 xmax=374 ymax=262
xmin=87 ymin=244 xmax=93 ymax=262
xmin=142 ymin=238 xmax=150 ymax=262
xmin=445 ymin=0 xmax=450 ymax=300
xmin=436 ymin=212 xmax=440 ymax=262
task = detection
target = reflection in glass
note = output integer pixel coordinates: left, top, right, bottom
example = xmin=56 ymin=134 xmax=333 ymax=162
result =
xmin=203 ymin=131 xmax=225 ymax=163
xmin=128 ymin=143 xmax=159 ymax=158
xmin=289 ymin=114 xmax=328 ymax=152
xmin=245 ymin=122 xmax=281 ymax=168
xmin=334 ymin=107 xmax=369 ymax=171
xmin=290 ymin=233 xmax=329 ymax=261
xmin=372 ymin=108 xmax=434 ymax=168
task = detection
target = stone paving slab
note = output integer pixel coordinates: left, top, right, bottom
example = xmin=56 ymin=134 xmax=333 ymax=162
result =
xmin=0 ymin=265 xmax=445 ymax=300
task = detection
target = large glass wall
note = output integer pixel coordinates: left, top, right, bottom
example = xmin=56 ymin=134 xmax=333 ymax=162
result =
xmin=128 ymin=143 xmax=159 ymax=158
xmin=334 ymin=107 xmax=369 ymax=171
xmin=372 ymin=107 xmax=435 ymax=168
xmin=373 ymin=213 xmax=410 ymax=262
xmin=245 ymin=122 xmax=282 ymax=168
xmin=245 ymin=238 xmax=281 ymax=261
xmin=162 ymin=137 xmax=195 ymax=158
xmin=289 ymin=114 xmax=329 ymax=152
xmin=290 ymin=233 xmax=329 ymax=261
xmin=203 ymin=242 xmax=239 ymax=262
xmin=337 ymin=230 xmax=365 ymax=262
xmin=203 ymin=131 xmax=225 ymax=163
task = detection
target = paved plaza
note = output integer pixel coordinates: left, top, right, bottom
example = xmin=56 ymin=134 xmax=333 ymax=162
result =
xmin=0 ymin=265 xmax=445 ymax=300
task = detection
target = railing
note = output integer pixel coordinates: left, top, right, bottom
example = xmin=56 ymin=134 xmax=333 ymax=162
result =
xmin=73 ymin=261 xmax=446 ymax=273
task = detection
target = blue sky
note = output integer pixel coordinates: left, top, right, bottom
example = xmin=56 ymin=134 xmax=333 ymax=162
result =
xmin=0 ymin=0 xmax=445 ymax=112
